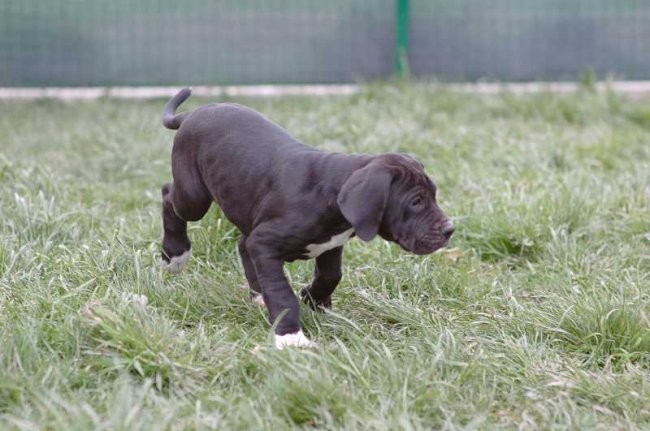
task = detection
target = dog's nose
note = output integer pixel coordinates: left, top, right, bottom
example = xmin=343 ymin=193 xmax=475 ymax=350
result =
xmin=442 ymin=221 xmax=455 ymax=239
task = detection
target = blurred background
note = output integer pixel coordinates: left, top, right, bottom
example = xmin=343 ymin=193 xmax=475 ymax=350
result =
xmin=1 ymin=0 xmax=650 ymax=87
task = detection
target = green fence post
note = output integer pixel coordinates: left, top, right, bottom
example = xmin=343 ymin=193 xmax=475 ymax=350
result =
xmin=395 ymin=0 xmax=410 ymax=77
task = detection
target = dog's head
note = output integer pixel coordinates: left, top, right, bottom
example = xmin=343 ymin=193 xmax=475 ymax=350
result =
xmin=337 ymin=154 xmax=454 ymax=255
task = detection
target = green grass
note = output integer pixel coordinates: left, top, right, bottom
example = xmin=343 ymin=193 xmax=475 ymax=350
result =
xmin=1 ymin=83 xmax=649 ymax=429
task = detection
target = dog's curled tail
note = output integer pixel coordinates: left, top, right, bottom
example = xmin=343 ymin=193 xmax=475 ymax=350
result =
xmin=162 ymin=87 xmax=192 ymax=130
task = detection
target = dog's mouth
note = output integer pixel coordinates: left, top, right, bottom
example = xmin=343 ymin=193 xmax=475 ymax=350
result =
xmin=397 ymin=233 xmax=450 ymax=255
xmin=413 ymin=241 xmax=448 ymax=255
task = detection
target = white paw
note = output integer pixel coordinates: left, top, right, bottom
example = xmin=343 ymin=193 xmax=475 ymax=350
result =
xmin=122 ymin=293 xmax=149 ymax=308
xmin=275 ymin=330 xmax=316 ymax=349
xmin=251 ymin=294 xmax=266 ymax=307
xmin=160 ymin=250 xmax=191 ymax=273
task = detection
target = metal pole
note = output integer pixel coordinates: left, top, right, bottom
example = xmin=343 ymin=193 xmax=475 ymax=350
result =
xmin=395 ymin=0 xmax=410 ymax=77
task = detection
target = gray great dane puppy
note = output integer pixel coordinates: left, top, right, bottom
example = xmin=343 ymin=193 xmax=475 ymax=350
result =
xmin=160 ymin=88 xmax=454 ymax=348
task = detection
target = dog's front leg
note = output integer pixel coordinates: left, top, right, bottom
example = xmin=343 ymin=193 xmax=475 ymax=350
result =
xmin=246 ymin=234 xmax=314 ymax=349
xmin=301 ymin=247 xmax=343 ymax=311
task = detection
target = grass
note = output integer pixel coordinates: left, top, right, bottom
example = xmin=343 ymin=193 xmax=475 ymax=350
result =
xmin=0 ymin=83 xmax=649 ymax=429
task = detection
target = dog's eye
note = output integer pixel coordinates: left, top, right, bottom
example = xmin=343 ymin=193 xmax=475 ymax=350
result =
xmin=411 ymin=196 xmax=423 ymax=207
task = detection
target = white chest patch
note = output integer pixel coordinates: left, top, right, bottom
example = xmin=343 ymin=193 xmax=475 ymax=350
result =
xmin=305 ymin=228 xmax=354 ymax=258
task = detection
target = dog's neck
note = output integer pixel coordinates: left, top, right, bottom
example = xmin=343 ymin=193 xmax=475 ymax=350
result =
xmin=316 ymin=153 xmax=374 ymax=193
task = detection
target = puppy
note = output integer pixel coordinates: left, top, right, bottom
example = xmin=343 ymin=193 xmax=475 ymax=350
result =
xmin=160 ymin=88 xmax=454 ymax=348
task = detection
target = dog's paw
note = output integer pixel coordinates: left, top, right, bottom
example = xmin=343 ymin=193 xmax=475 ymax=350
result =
xmin=122 ymin=292 xmax=149 ymax=308
xmin=275 ymin=330 xmax=316 ymax=349
xmin=251 ymin=294 xmax=266 ymax=307
xmin=300 ymin=288 xmax=332 ymax=311
xmin=160 ymin=250 xmax=191 ymax=273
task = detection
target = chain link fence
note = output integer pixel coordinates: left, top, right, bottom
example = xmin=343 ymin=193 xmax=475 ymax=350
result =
xmin=1 ymin=0 xmax=649 ymax=86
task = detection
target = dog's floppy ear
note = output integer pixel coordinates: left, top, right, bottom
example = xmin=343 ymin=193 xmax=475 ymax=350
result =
xmin=337 ymin=164 xmax=392 ymax=241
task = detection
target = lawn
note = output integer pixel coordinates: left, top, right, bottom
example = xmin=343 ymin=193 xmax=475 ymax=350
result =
xmin=0 ymin=84 xmax=649 ymax=429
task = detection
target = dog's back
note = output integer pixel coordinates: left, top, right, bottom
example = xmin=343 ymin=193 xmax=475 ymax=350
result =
xmin=164 ymin=90 xmax=319 ymax=234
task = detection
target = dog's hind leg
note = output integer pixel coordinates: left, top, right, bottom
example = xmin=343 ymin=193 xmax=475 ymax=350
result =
xmin=237 ymin=235 xmax=264 ymax=306
xmin=160 ymin=180 xmax=211 ymax=273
